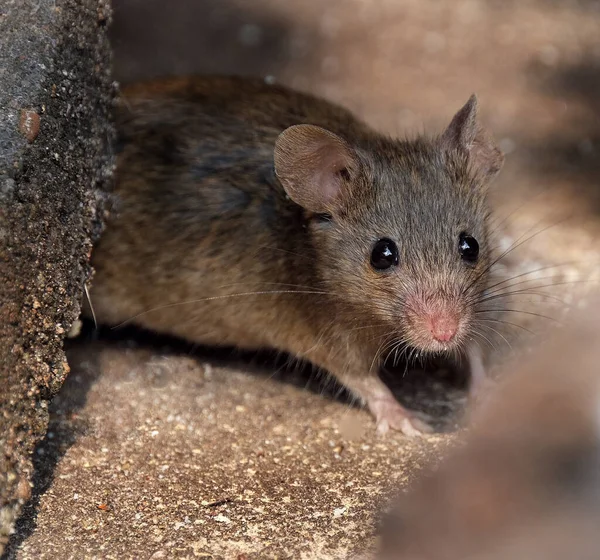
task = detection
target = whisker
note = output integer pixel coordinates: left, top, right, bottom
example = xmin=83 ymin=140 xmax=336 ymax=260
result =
xmin=464 ymin=216 xmax=572 ymax=296
xmin=369 ymin=338 xmax=389 ymax=375
xmin=483 ymin=258 xmax=600 ymax=294
xmin=476 ymin=289 xmax=567 ymax=307
xmin=346 ymin=323 xmax=389 ymax=334
xmin=372 ymin=335 xmax=403 ymax=374
xmin=482 ymin=275 xmax=589 ymax=299
xmin=470 ymin=331 xmax=494 ymax=353
xmin=84 ymin=282 xmax=97 ymax=329
xmin=113 ymin=289 xmax=330 ymax=329
xmin=486 ymin=182 xmax=566 ymax=240
xmin=472 ymin=317 xmax=535 ymax=335
xmin=474 ymin=308 xmax=560 ymax=323
xmin=478 ymin=323 xmax=512 ymax=351
xmin=477 ymin=280 xmax=589 ymax=305
xmin=470 ymin=329 xmax=497 ymax=353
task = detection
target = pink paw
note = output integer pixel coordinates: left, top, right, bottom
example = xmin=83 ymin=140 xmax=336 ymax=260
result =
xmin=369 ymin=397 xmax=434 ymax=437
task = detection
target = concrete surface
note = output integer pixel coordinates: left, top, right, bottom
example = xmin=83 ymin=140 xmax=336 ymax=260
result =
xmin=11 ymin=339 xmax=452 ymax=559
xmin=7 ymin=0 xmax=600 ymax=558
xmin=0 ymin=0 xmax=114 ymax=552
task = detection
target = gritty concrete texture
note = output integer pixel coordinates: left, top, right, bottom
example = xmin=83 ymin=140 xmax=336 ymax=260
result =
xmin=11 ymin=340 xmax=451 ymax=560
xmin=0 ymin=0 xmax=114 ymax=553
xmin=7 ymin=0 xmax=600 ymax=558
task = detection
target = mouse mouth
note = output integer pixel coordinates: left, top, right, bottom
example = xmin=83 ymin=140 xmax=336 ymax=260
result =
xmin=379 ymin=346 xmax=471 ymax=431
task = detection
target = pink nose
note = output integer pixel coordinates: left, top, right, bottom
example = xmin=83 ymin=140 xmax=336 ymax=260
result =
xmin=427 ymin=314 xmax=458 ymax=342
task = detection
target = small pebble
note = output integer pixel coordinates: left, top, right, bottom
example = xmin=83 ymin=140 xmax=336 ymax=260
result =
xmin=19 ymin=109 xmax=40 ymax=143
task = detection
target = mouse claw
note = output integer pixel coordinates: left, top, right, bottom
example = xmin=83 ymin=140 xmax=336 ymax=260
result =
xmin=406 ymin=416 xmax=435 ymax=436
xmin=376 ymin=415 xmax=431 ymax=438
xmin=376 ymin=418 xmax=391 ymax=436
xmin=371 ymin=399 xmax=433 ymax=437
xmin=399 ymin=418 xmax=422 ymax=438
xmin=350 ymin=377 xmax=435 ymax=437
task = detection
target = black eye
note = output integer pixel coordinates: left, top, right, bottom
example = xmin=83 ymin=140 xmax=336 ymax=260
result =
xmin=313 ymin=212 xmax=333 ymax=223
xmin=459 ymin=233 xmax=479 ymax=263
xmin=371 ymin=238 xmax=399 ymax=270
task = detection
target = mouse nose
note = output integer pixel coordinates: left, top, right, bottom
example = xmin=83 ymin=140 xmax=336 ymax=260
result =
xmin=427 ymin=313 xmax=458 ymax=342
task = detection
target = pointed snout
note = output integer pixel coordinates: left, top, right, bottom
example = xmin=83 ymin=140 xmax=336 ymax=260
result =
xmin=426 ymin=313 xmax=459 ymax=343
xmin=404 ymin=293 xmax=465 ymax=350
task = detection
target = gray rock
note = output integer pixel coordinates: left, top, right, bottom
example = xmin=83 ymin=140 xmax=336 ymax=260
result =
xmin=0 ymin=0 xmax=114 ymax=552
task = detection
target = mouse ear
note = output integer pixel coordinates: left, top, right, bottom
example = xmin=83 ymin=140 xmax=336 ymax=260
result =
xmin=274 ymin=125 xmax=358 ymax=213
xmin=440 ymin=95 xmax=504 ymax=181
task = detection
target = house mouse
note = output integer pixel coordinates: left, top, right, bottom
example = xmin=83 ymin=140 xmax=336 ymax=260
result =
xmin=379 ymin=301 xmax=600 ymax=558
xmin=86 ymin=76 xmax=504 ymax=436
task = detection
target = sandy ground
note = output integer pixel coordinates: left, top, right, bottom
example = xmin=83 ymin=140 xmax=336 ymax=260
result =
xmin=9 ymin=340 xmax=450 ymax=559
xmin=6 ymin=0 xmax=600 ymax=558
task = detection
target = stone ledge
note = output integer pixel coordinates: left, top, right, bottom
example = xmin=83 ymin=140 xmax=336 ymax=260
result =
xmin=0 ymin=0 xmax=114 ymax=552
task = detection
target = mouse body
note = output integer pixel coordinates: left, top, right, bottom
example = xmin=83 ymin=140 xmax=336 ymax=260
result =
xmin=380 ymin=301 xmax=600 ymax=557
xmin=88 ymin=76 xmax=504 ymax=435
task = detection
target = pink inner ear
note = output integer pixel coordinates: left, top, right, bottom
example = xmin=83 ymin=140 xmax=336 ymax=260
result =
xmin=440 ymin=95 xmax=504 ymax=180
xmin=274 ymin=124 xmax=357 ymax=213
xmin=314 ymin=144 xmax=352 ymax=202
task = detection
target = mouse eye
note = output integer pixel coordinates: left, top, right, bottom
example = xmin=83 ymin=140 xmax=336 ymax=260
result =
xmin=371 ymin=238 xmax=399 ymax=270
xmin=313 ymin=212 xmax=333 ymax=223
xmin=459 ymin=233 xmax=479 ymax=263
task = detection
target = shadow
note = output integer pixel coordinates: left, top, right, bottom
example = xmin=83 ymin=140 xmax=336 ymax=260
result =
xmin=65 ymin=321 xmax=468 ymax=431
xmin=2 ymin=338 xmax=103 ymax=559
xmin=484 ymin=0 xmax=600 ymax=11
xmin=2 ymin=325 xmax=464 ymax=558
xmin=541 ymin=0 xmax=600 ymax=11
xmin=3 ymin=315 xmax=467 ymax=559
xmin=109 ymin=0 xmax=322 ymax=85
xmin=83 ymin=320 xmax=348 ymax=399
xmin=525 ymin=56 xmax=600 ymax=212
xmin=380 ymin=358 xmax=467 ymax=431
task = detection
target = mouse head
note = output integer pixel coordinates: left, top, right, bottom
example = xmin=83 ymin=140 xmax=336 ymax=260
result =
xmin=274 ymin=96 xmax=504 ymax=355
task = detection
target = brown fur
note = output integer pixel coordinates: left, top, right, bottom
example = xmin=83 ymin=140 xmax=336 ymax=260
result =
xmin=88 ymin=76 xmax=503 ymax=435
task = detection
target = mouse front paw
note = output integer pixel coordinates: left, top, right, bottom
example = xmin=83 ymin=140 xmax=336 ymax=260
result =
xmin=368 ymin=396 xmax=434 ymax=437
xmin=340 ymin=373 xmax=434 ymax=437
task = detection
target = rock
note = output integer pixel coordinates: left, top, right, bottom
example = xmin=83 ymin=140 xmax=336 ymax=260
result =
xmin=0 ymin=0 xmax=114 ymax=552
